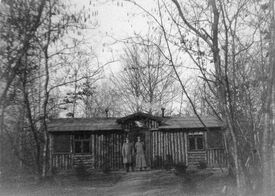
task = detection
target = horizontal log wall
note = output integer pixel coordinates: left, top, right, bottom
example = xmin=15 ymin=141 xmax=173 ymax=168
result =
xmin=151 ymin=130 xmax=186 ymax=168
xmin=187 ymin=151 xmax=207 ymax=165
xmin=73 ymin=155 xmax=94 ymax=171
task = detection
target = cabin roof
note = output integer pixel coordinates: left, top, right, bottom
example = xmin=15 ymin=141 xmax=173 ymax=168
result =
xmin=159 ymin=116 xmax=223 ymax=130
xmin=116 ymin=112 xmax=162 ymax=124
xmin=48 ymin=114 xmax=223 ymax=133
xmin=48 ymin=118 xmax=121 ymax=132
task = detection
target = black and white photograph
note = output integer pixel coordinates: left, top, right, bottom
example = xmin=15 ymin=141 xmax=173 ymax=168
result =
xmin=0 ymin=0 xmax=274 ymax=195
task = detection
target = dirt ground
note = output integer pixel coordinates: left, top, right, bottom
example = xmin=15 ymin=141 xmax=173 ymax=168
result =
xmin=0 ymin=169 xmax=235 ymax=196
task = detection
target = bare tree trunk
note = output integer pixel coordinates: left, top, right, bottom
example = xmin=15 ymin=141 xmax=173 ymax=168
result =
xmin=262 ymin=1 xmax=275 ymax=195
xmin=41 ymin=0 xmax=52 ymax=178
xmin=22 ymin=67 xmax=42 ymax=175
xmin=41 ymin=54 xmax=50 ymax=178
xmin=0 ymin=106 xmax=5 ymax=175
xmin=210 ymin=1 xmax=247 ymax=194
xmin=225 ymin=115 xmax=246 ymax=195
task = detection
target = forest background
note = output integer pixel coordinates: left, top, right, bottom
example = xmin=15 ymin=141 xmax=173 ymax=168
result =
xmin=0 ymin=0 xmax=274 ymax=196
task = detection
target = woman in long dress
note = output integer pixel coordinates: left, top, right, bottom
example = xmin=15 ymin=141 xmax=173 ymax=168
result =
xmin=135 ymin=136 xmax=147 ymax=171
xmin=122 ymin=138 xmax=134 ymax=172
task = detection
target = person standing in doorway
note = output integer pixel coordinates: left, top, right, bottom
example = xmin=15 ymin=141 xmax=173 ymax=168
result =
xmin=135 ymin=136 xmax=147 ymax=171
xmin=122 ymin=137 xmax=134 ymax=172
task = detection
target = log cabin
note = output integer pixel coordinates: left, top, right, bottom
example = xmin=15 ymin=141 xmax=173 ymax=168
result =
xmin=48 ymin=112 xmax=227 ymax=171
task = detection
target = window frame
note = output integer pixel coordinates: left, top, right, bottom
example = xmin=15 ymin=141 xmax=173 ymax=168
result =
xmin=188 ymin=132 xmax=205 ymax=151
xmin=73 ymin=133 xmax=91 ymax=154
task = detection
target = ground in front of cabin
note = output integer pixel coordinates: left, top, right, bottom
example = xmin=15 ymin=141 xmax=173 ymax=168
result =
xmin=0 ymin=169 xmax=235 ymax=196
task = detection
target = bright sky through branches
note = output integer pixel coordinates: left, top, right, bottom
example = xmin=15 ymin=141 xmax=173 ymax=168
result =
xmin=71 ymin=0 xmax=157 ymax=75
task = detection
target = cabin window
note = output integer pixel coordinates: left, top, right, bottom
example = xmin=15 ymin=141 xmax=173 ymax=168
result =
xmin=53 ymin=135 xmax=70 ymax=153
xmin=188 ymin=132 xmax=204 ymax=151
xmin=74 ymin=133 xmax=91 ymax=154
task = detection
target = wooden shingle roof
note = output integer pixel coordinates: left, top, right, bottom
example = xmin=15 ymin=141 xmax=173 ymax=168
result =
xmin=159 ymin=116 xmax=223 ymax=130
xmin=48 ymin=118 xmax=122 ymax=132
xmin=47 ymin=114 xmax=223 ymax=132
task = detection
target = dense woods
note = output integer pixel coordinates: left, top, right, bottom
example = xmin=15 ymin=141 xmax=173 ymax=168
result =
xmin=0 ymin=0 xmax=93 ymax=179
xmin=0 ymin=0 xmax=274 ymax=196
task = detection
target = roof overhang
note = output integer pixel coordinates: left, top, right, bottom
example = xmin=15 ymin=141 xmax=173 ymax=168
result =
xmin=47 ymin=118 xmax=122 ymax=132
xmin=116 ymin=112 xmax=163 ymax=124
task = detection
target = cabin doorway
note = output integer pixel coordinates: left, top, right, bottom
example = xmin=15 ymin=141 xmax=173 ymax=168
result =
xmin=127 ymin=128 xmax=146 ymax=144
xmin=127 ymin=128 xmax=151 ymax=168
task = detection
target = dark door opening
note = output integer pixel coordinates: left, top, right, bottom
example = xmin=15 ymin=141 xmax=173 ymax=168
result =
xmin=127 ymin=128 xmax=151 ymax=168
